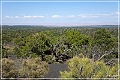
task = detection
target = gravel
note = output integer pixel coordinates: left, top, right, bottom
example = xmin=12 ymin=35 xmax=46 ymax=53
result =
xmin=44 ymin=63 xmax=68 ymax=78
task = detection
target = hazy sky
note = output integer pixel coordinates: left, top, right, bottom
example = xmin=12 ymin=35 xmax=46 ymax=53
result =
xmin=1 ymin=1 xmax=119 ymax=26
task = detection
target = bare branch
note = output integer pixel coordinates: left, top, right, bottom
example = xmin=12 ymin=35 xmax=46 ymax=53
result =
xmin=105 ymin=58 xmax=118 ymax=65
xmin=97 ymin=48 xmax=114 ymax=61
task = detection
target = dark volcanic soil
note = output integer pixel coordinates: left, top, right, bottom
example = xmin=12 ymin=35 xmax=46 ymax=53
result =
xmin=44 ymin=63 xmax=68 ymax=78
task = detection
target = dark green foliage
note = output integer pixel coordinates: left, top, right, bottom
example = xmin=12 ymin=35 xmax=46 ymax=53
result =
xmin=13 ymin=31 xmax=57 ymax=58
xmin=62 ymin=30 xmax=90 ymax=46
xmin=3 ymin=26 xmax=118 ymax=60
xmin=90 ymin=28 xmax=118 ymax=62
xmin=93 ymin=28 xmax=117 ymax=51
xmin=2 ymin=46 xmax=8 ymax=58
xmin=55 ymin=30 xmax=91 ymax=57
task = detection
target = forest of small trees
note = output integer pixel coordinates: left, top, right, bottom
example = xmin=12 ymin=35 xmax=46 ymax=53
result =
xmin=1 ymin=25 xmax=119 ymax=79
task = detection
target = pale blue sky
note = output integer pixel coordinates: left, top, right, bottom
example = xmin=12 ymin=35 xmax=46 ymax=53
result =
xmin=1 ymin=1 xmax=119 ymax=26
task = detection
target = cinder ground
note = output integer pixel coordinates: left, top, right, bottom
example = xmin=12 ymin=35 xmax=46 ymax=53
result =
xmin=44 ymin=63 xmax=68 ymax=78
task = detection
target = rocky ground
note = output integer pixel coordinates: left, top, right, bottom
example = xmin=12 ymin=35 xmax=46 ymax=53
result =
xmin=44 ymin=63 xmax=68 ymax=78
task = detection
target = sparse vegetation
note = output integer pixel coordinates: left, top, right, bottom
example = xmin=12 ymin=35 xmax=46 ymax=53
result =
xmin=2 ymin=57 xmax=48 ymax=78
xmin=2 ymin=25 xmax=118 ymax=78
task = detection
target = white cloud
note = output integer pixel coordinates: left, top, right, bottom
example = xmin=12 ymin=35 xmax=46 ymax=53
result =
xmin=96 ymin=14 xmax=101 ymax=16
xmin=78 ymin=13 xmax=111 ymax=18
xmin=32 ymin=16 xmax=44 ymax=18
xmin=87 ymin=14 xmax=92 ymax=16
xmin=112 ymin=12 xmax=120 ymax=18
xmin=5 ymin=15 xmax=19 ymax=18
xmin=81 ymin=15 xmax=87 ymax=18
xmin=78 ymin=14 xmax=87 ymax=18
xmin=52 ymin=15 xmax=63 ymax=18
xmin=110 ymin=12 xmax=120 ymax=18
xmin=5 ymin=15 xmax=45 ymax=19
xmin=5 ymin=16 xmax=10 ymax=18
xmin=11 ymin=16 xmax=13 ymax=18
xmin=101 ymin=14 xmax=109 ymax=16
xmin=115 ymin=12 xmax=120 ymax=15
xmin=15 ymin=16 xmax=19 ymax=18
xmin=38 ymin=16 xmax=44 ymax=18
xmin=23 ymin=15 xmax=44 ymax=18
xmin=5 ymin=12 xmax=118 ymax=19
xmin=33 ymin=16 xmax=38 ymax=18
xmin=24 ymin=16 xmax=32 ymax=18
xmin=67 ymin=15 xmax=75 ymax=18
xmin=79 ymin=14 xmax=85 ymax=16
xmin=95 ymin=13 xmax=109 ymax=16
xmin=91 ymin=15 xmax=99 ymax=18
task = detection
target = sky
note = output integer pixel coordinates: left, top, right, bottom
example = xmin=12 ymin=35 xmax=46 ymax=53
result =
xmin=1 ymin=1 xmax=120 ymax=26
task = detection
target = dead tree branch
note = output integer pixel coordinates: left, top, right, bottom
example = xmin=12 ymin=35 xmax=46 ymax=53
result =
xmin=97 ymin=48 xmax=114 ymax=61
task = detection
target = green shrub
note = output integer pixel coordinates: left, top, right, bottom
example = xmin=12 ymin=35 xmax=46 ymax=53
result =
xmin=29 ymin=53 xmax=38 ymax=58
xmin=60 ymin=56 xmax=118 ymax=78
xmin=44 ymin=55 xmax=53 ymax=64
